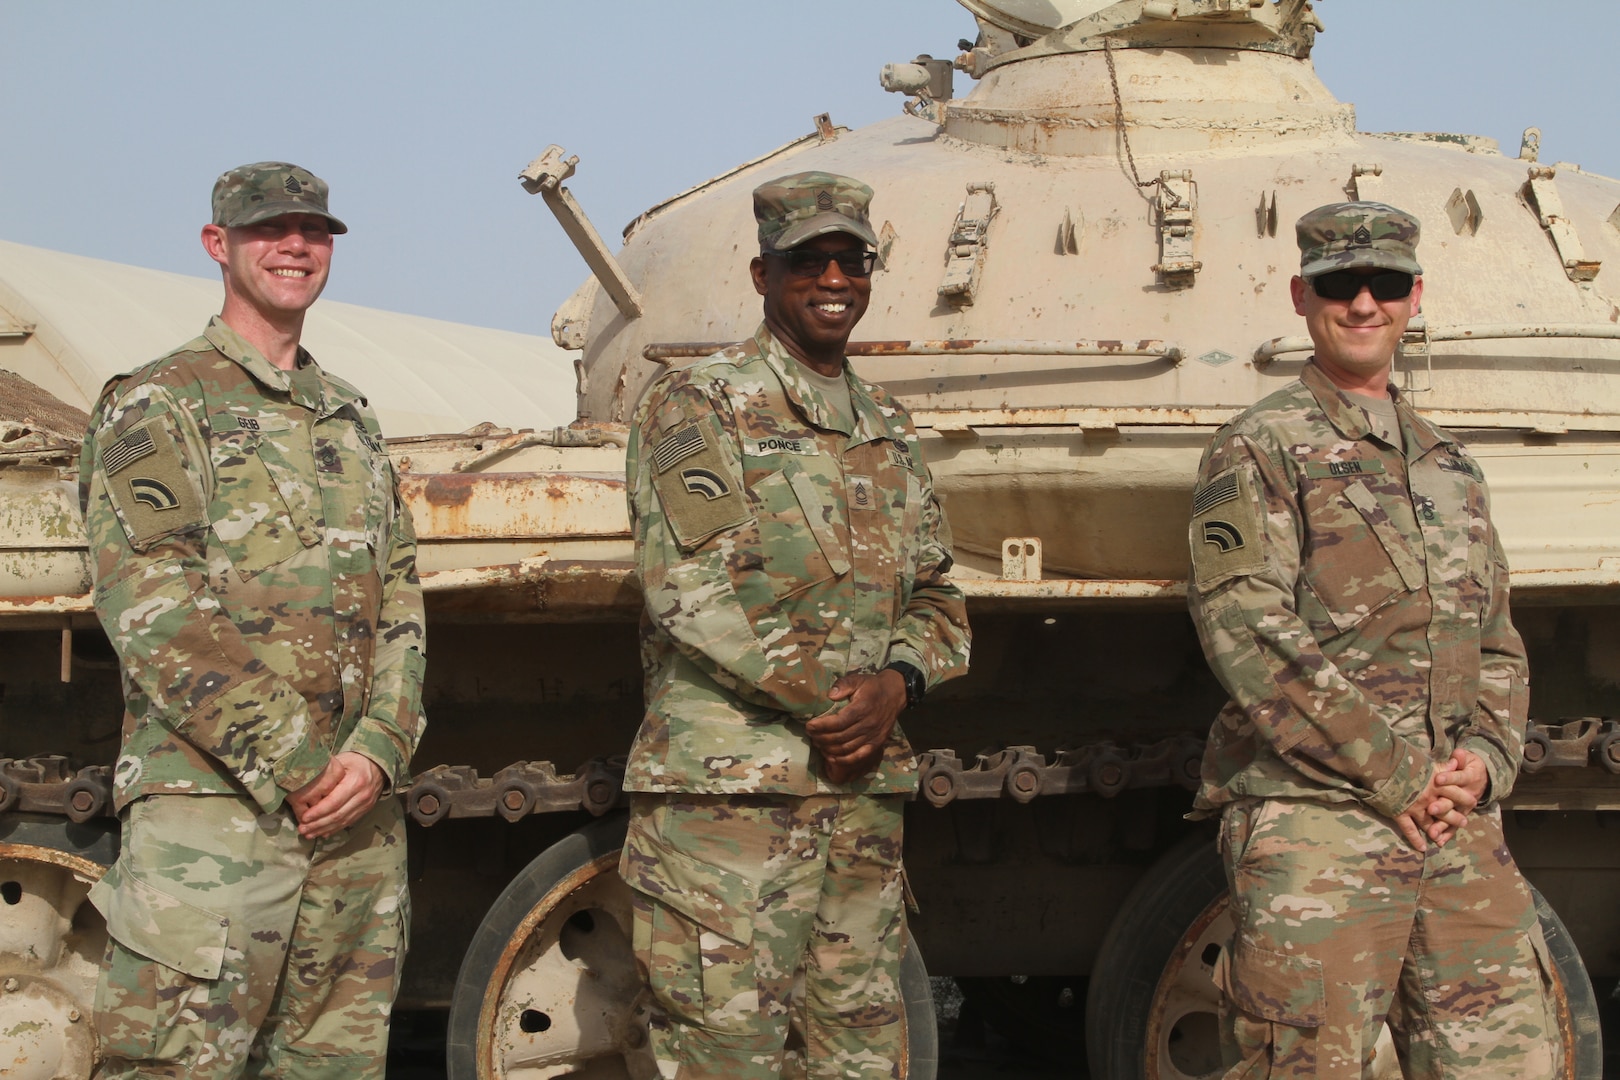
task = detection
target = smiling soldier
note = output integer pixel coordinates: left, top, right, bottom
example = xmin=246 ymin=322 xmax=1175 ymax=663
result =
xmin=619 ymin=172 xmax=971 ymax=1078
xmin=79 ymin=162 xmax=424 ymax=1079
xmin=1187 ymin=202 xmax=1558 ymax=1078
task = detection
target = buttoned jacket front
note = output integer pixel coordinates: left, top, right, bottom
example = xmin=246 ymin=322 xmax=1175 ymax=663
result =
xmin=625 ymin=324 xmax=970 ymax=796
xmin=80 ymin=317 xmax=426 ymax=814
xmin=1188 ymin=360 xmax=1527 ymax=818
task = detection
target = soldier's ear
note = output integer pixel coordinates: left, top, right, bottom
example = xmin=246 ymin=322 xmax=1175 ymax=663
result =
xmin=1289 ymin=275 xmax=1308 ymax=315
xmin=750 ymin=256 xmax=769 ymax=297
xmin=201 ymin=224 xmax=229 ymax=267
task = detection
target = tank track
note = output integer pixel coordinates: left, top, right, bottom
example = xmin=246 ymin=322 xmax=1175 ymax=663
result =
xmin=5 ymin=718 xmax=1619 ymax=825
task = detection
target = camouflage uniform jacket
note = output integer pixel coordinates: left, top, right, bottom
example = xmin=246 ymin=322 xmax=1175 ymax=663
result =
xmin=625 ymin=323 xmax=970 ymax=796
xmin=79 ymin=317 xmax=426 ymax=814
xmin=1188 ymin=360 xmax=1526 ymax=819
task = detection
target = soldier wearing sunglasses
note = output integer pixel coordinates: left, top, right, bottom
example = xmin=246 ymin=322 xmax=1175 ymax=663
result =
xmin=618 ymin=171 xmax=970 ymax=1078
xmin=1185 ymin=202 xmax=1557 ymax=1078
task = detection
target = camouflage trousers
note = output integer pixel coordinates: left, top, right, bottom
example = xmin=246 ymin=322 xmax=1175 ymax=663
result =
xmin=1216 ymin=797 xmax=1560 ymax=1079
xmin=620 ymin=792 xmax=907 ymax=1080
xmin=89 ymin=792 xmax=409 ymax=1080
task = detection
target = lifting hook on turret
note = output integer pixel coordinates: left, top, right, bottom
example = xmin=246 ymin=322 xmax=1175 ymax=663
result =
xmin=520 ymin=145 xmax=644 ymax=323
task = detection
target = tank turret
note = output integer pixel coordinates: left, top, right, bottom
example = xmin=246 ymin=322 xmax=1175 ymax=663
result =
xmin=3 ymin=5 xmax=1617 ymax=1076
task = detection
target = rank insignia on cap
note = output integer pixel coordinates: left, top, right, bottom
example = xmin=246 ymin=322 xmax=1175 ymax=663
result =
xmin=681 ymin=468 xmax=730 ymax=500
xmin=129 ymin=477 xmax=180 ymax=511
xmin=1353 ymin=225 xmax=1372 ymax=245
xmin=1201 ymin=520 xmax=1244 ymax=552
xmin=102 ymin=426 xmax=156 ymax=475
xmin=284 ymin=175 xmax=303 ymax=195
xmin=817 ymin=190 xmax=835 ymax=211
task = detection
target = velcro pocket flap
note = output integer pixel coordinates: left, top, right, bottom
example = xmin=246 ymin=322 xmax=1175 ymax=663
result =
xmin=1343 ymin=480 xmax=1425 ymax=592
xmin=1216 ymin=937 xmax=1324 ymax=1028
xmin=88 ymin=861 xmax=228 ymax=980
xmin=620 ymin=826 xmax=756 ymax=946
xmin=787 ymin=467 xmax=851 ymax=577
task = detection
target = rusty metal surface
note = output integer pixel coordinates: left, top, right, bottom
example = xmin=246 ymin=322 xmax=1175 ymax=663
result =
xmin=0 ymin=840 xmax=105 ymax=882
xmin=400 ymin=472 xmax=626 ymax=541
xmin=644 ymin=338 xmax=1184 ymax=364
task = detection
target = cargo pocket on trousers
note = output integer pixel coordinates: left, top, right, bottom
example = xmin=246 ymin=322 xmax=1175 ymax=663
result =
xmin=1213 ymin=937 xmax=1324 ymax=1078
xmin=88 ymin=861 xmax=229 ymax=1062
xmin=620 ymin=824 xmax=759 ymax=1033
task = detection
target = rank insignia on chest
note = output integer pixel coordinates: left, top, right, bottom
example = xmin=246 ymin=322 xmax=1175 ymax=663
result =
xmin=850 ymin=474 xmax=876 ymax=511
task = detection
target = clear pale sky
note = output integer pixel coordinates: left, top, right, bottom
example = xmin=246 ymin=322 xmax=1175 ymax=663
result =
xmin=4 ymin=1 xmax=1615 ymax=337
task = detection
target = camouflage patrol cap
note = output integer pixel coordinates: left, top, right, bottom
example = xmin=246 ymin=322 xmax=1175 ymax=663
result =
xmin=211 ymin=162 xmax=348 ymax=234
xmin=754 ymin=171 xmax=878 ymax=253
xmin=1296 ymin=201 xmax=1420 ymax=278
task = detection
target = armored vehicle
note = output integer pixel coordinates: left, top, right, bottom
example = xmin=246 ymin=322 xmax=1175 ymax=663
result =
xmin=4 ymin=1 xmax=1618 ymax=1077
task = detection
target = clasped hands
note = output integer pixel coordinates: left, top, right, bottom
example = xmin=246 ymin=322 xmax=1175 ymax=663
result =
xmin=1393 ymin=747 xmax=1489 ymax=852
xmin=806 ymin=669 xmax=909 ymax=784
xmin=286 ymin=751 xmax=386 ymax=839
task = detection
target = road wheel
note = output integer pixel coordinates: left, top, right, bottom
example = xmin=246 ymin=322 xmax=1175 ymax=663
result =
xmin=445 ymin=814 xmax=938 ymax=1079
xmin=1084 ymin=832 xmax=1601 ymax=1080
xmin=0 ymin=815 xmax=117 ymax=1080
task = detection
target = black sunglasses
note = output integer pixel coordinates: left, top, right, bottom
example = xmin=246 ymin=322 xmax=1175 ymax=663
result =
xmin=770 ymin=249 xmax=878 ymax=279
xmin=1309 ymin=269 xmax=1415 ymax=302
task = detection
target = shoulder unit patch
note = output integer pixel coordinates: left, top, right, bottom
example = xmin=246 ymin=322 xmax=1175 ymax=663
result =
xmin=1190 ymin=465 xmax=1266 ymax=589
xmin=650 ymin=421 xmax=749 ymax=548
xmin=100 ymin=417 xmax=207 ymax=549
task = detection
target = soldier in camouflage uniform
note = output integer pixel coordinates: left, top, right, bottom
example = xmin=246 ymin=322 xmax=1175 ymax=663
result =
xmin=619 ymin=172 xmax=971 ymax=1079
xmin=79 ymin=163 xmax=425 ymax=1079
xmin=1188 ymin=202 xmax=1559 ymax=1078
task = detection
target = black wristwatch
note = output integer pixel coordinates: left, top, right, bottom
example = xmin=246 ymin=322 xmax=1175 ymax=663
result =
xmin=884 ymin=661 xmax=926 ymax=710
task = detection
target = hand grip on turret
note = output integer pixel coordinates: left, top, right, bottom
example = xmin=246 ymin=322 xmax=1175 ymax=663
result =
xmin=519 ymin=145 xmax=644 ymax=323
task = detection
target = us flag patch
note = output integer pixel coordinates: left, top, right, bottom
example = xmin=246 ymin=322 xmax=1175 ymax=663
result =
xmin=102 ymin=427 xmax=156 ymax=475
xmin=652 ymin=424 xmax=705 ymax=473
xmin=1192 ymin=472 xmax=1238 ymax=516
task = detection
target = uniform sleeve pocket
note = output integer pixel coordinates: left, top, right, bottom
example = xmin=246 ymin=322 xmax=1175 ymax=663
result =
xmin=89 ymin=861 xmax=228 ymax=979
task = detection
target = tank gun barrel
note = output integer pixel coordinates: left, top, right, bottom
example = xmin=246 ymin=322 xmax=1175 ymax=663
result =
xmin=519 ymin=145 xmax=643 ymax=322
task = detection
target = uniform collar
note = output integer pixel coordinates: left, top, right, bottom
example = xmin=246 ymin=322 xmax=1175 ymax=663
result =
xmin=753 ymin=323 xmax=896 ymax=443
xmin=1300 ymin=358 xmax=1450 ymax=455
xmin=204 ymin=316 xmax=363 ymax=418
